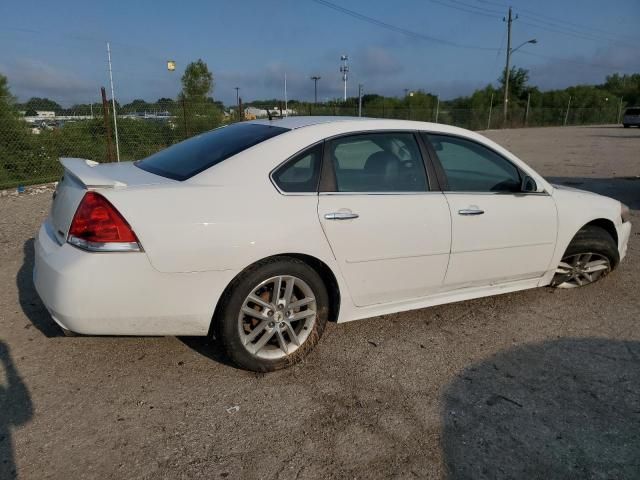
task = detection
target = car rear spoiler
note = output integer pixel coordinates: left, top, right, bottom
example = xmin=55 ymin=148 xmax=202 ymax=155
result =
xmin=59 ymin=158 xmax=127 ymax=188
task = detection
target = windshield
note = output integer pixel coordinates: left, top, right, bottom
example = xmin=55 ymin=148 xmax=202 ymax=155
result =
xmin=136 ymin=123 xmax=289 ymax=180
xmin=625 ymin=108 xmax=640 ymax=116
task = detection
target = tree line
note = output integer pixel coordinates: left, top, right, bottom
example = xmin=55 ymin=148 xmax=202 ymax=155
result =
xmin=1 ymin=58 xmax=639 ymax=188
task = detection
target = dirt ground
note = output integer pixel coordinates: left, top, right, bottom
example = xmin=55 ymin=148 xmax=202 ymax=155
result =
xmin=1 ymin=125 xmax=639 ymax=479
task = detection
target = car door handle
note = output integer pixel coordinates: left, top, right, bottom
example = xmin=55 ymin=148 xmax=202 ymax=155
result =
xmin=458 ymin=209 xmax=484 ymax=216
xmin=324 ymin=212 xmax=359 ymax=220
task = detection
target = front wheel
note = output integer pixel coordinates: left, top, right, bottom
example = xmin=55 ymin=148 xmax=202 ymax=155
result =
xmin=215 ymin=257 xmax=329 ymax=371
xmin=551 ymin=225 xmax=619 ymax=288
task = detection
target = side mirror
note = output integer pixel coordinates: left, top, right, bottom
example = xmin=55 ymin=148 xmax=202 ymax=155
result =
xmin=521 ymin=175 xmax=537 ymax=193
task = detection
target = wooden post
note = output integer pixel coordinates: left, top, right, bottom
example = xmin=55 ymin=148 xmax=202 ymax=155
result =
xmin=101 ymin=87 xmax=114 ymax=162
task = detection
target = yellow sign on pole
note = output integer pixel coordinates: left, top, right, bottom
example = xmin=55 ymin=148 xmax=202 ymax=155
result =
xmin=167 ymin=60 xmax=176 ymax=72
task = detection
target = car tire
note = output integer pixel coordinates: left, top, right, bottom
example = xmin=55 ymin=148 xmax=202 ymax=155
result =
xmin=551 ymin=225 xmax=619 ymax=288
xmin=215 ymin=256 xmax=329 ymax=371
xmin=623 ymin=124 xmax=629 ymax=128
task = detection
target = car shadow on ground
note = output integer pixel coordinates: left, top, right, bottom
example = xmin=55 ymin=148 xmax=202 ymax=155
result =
xmin=547 ymin=176 xmax=640 ymax=210
xmin=178 ymin=337 xmax=237 ymax=369
xmin=441 ymin=338 xmax=640 ymax=479
xmin=16 ymin=239 xmax=64 ymax=337
xmin=0 ymin=341 xmax=33 ymax=480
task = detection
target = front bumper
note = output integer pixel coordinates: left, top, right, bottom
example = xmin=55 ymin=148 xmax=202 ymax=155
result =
xmin=618 ymin=220 xmax=631 ymax=262
xmin=33 ymin=220 xmax=236 ymax=336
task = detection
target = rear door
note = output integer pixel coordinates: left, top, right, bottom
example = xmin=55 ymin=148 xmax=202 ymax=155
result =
xmin=317 ymin=132 xmax=451 ymax=307
xmin=422 ymin=133 xmax=557 ymax=289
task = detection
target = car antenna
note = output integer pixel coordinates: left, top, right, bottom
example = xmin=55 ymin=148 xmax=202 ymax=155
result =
xmin=266 ymin=108 xmax=273 ymax=121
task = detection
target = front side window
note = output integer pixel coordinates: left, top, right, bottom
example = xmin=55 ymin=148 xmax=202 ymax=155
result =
xmin=272 ymin=144 xmax=322 ymax=193
xmin=424 ymin=134 xmax=521 ymax=192
xmin=328 ymin=133 xmax=428 ymax=192
xmin=136 ymin=123 xmax=289 ymax=181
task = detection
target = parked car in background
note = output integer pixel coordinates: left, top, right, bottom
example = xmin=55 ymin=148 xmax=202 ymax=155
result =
xmin=622 ymin=107 xmax=640 ymax=127
xmin=34 ymin=117 xmax=632 ymax=371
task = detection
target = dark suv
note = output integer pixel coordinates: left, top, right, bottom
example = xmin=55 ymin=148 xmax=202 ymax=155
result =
xmin=622 ymin=107 xmax=640 ymax=128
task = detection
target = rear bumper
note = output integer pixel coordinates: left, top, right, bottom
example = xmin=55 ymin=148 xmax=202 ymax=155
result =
xmin=34 ymin=220 xmax=236 ymax=336
xmin=618 ymin=220 xmax=631 ymax=262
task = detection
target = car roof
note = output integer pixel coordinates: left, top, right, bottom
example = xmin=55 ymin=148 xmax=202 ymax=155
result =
xmin=246 ymin=115 xmax=463 ymax=135
xmin=247 ymin=116 xmax=366 ymax=129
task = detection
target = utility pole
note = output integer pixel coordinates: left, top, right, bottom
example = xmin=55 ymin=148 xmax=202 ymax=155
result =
xmin=284 ymin=73 xmax=288 ymax=116
xmin=106 ymin=42 xmax=120 ymax=161
xmin=487 ymin=92 xmax=494 ymax=130
xmin=311 ymin=76 xmax=321 ymax=104
xmin=358 ymin=84 xmax=363 ymax=117
xmin=502 ymin=7 xmax=514 ymax=127
xmin=435 ymin=96 xmax=440 ymax=123
xmin=525 ymin=91 xmax=531 ymax=126
xmin=234 ymin=87 xmax=240 ymax=121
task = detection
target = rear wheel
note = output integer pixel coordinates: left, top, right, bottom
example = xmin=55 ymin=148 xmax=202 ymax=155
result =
xmin=215 ymin=257 xmax=328 ymax=371
xmin=623 ymin=124 xmax=630 ymax=128
xmin=551 ymin=225 xmax=619 ymax=288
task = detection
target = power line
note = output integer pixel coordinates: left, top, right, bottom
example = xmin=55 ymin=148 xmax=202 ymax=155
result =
xmin=473 ymin=0 xmax=638 ymax=43
xmin=424 ymin=0 xmax=502 ymax=19
xmin=426 ymin=1 xmax=636 ymax=48
xmin=309 ymin=0 xmax=500 ymax=51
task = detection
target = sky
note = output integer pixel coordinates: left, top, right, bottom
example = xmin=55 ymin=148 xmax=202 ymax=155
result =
xmin=1 ymin=0 xmax=639 ymax=106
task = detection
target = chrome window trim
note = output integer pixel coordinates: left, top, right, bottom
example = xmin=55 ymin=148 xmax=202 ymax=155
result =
xmin=442 ymin=190 xmax=550 ymax=196
xmin=421 ymin=131 xmax=547 ymax=195
xmin=322 ymin=130 xmax=431 ymax=194
xmin=269 ymin=141 xmax=324 ymax=196
xmin=319 ymin=191 xmax=445 ymax=196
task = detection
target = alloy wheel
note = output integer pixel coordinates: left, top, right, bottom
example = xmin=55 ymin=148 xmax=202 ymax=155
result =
xmin=552 ymin=252 xmax=611 ymax=288
xmin=237 ymin=275 xmax=317 ymax=359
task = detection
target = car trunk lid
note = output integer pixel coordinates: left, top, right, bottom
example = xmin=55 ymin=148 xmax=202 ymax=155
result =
xmin=49 ymin=158 xmax=173 ymax=244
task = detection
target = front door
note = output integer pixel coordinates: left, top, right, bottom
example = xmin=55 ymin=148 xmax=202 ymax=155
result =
xmin=423 ymin=133 xmax=557 ymax=288
xmin=317 ymin=132 xmax=451 ymax=307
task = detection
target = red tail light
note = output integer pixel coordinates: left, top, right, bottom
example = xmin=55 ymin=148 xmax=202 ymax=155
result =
xmin=68 ymin=192 xmax=141 ymax=252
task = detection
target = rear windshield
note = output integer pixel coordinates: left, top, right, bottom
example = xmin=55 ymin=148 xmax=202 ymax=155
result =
xmin=625 ymin=108 xmax=640 ymax=115
xmin=136 ymin=123 xmax=289 ymax=180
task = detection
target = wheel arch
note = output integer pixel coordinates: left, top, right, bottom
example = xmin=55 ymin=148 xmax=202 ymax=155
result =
xmin=209 ymin=253 xmax=342 ymax=337
xmin=581 ymin=218 xmax=618 ymax=247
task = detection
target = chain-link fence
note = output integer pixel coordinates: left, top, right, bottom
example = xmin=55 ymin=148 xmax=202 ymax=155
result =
xmin=0 ymin=102 xmax=624 ymax=190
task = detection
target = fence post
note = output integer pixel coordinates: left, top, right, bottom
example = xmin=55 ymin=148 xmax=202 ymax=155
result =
xmin=101 ymin=87 xmax=114 ymax=162
xmin=563 ymin=96 xmax=571 ymax=126
xmin=181 ymin=97 xmax=189 ymax=138
xmin=487 ymin=93 xmax=494 ymax=130
xmin=617 ymin=97 xmax=624 ymax=123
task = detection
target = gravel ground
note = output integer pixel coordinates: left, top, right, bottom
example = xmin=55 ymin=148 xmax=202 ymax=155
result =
xmin=1 ymin=125 xmax=639 ymax=479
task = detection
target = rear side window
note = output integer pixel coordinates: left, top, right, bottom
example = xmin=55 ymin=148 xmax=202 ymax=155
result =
xmin=625 ymin=108 xmax=640 ymax=115
xmin=328 ymin=133 xmax=428 ymax=192
xmin=272 ymin=144 xmax=322 ymax=193
xmin=136 ymin=123 xmax=288 ymax=180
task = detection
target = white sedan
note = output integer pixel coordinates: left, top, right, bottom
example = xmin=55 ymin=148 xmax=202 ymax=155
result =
xmin=34 ymin=117 xmax=632 ymax=371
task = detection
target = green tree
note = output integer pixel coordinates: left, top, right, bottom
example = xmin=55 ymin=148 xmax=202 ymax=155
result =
xmin=19 ymin=97 xmax=63 ymax=114
xmin=176 ymin=59 xmax=221 ymax=137
xmin=499 ymin=67 xmax=530 ymax=100
xmin=0 ymin=75 xmax=59 ymax=188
